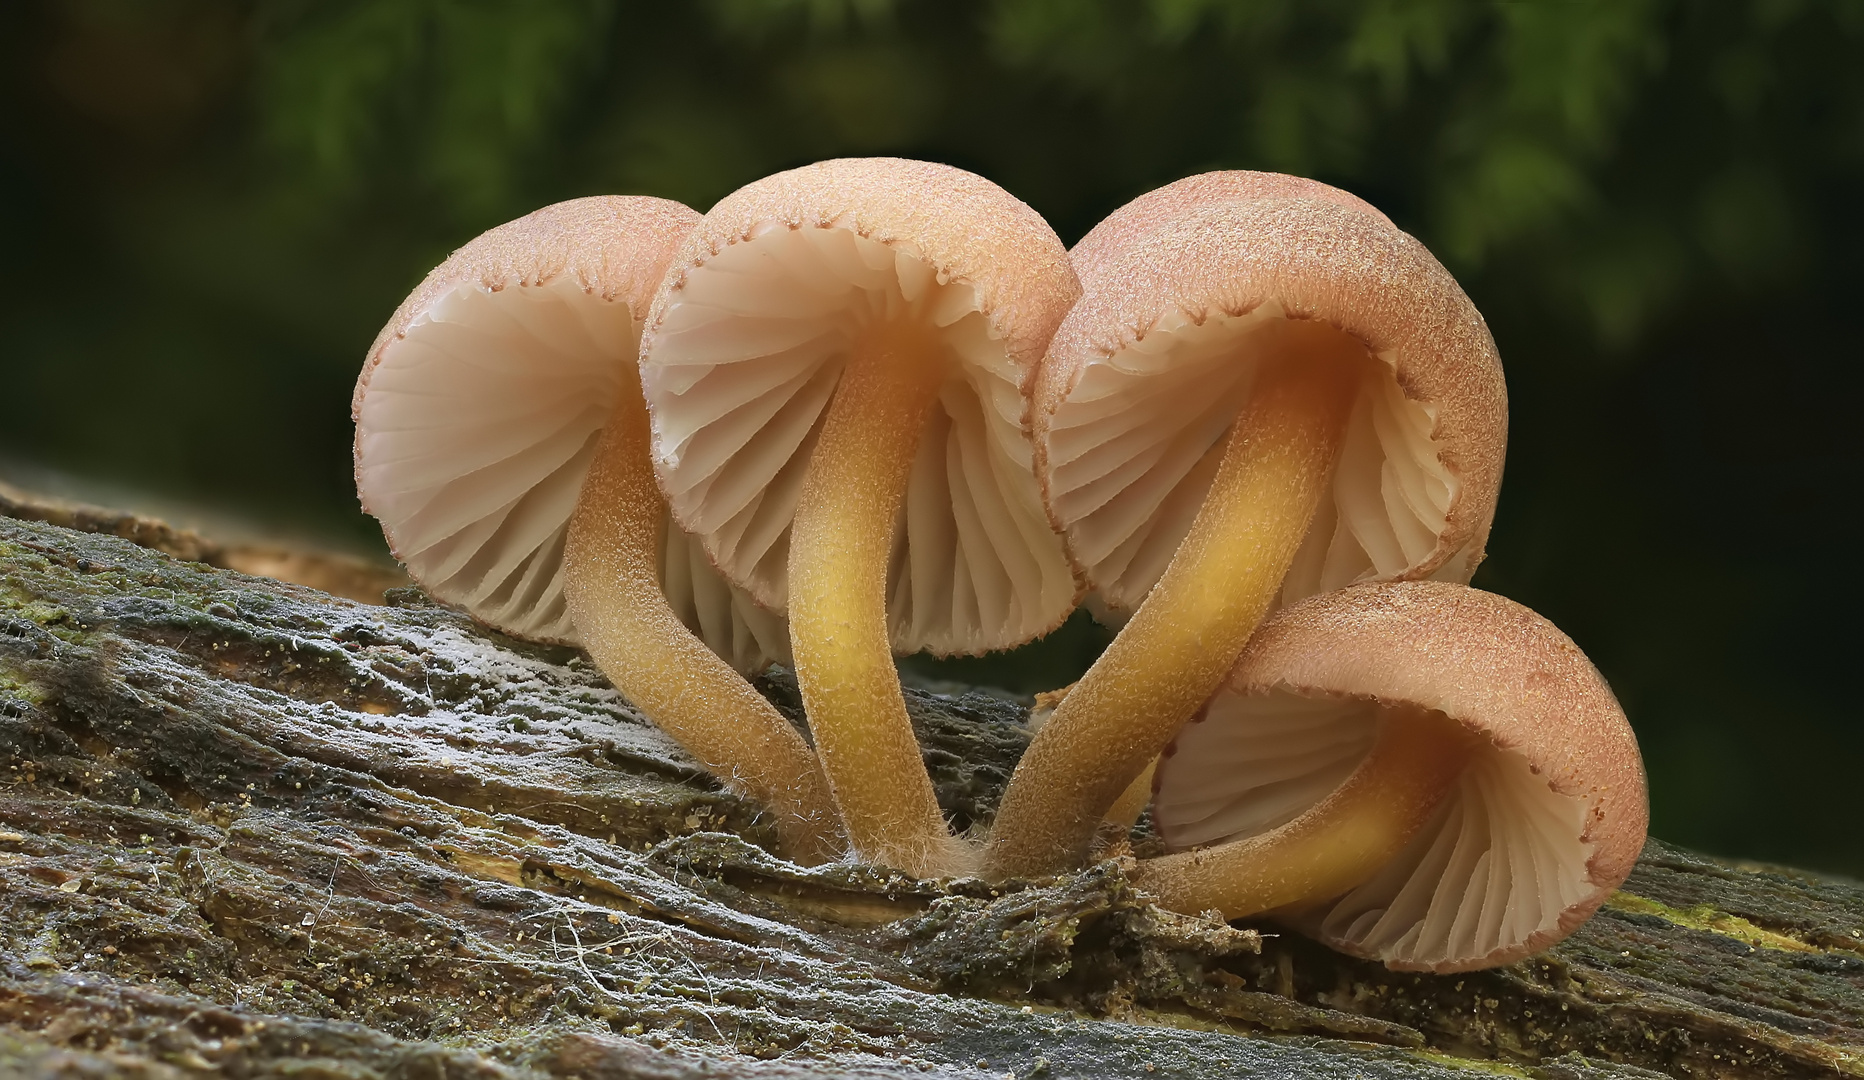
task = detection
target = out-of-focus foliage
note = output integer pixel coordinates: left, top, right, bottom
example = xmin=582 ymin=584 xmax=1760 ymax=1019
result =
xmin=3 ymin=0 xmax=1861 ymax=873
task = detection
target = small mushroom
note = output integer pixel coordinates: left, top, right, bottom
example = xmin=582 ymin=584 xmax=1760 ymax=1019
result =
xmin=986 ymin=172 xmax=1507 ymax=877
xmin=354 ymin=196 xmax=838 ymax=862
xmin=1136 ymin=581 xmax=1647 ymax=972
xmin=640 ymin=159 xmax=1080 ymax=876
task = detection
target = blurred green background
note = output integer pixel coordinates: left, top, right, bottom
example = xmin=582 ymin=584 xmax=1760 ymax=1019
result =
xmin=4 ymin=0 xmax=1861 ymax=874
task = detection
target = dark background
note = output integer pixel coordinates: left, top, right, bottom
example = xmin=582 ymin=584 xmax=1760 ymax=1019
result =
xmin=4 ymin=1 xmax=1860 ymax=874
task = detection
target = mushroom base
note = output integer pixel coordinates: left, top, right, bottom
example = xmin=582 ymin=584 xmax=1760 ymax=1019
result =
xmin=1133 ymin=704 xmax=1476 ymax=919
xmin=564 ymin=379 xmax=842 ymax=865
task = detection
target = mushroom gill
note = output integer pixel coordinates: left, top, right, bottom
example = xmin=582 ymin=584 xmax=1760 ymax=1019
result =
xmin=1137 ymin=581 xmax=1647 ymax=973
xmin=357 ymin=196 xmax=837 ymax=864
xmin=1156 ymin=689 xmax=1596 ymax=970
xmin=358 ymin=270 xmax=787 ymax=672
xmin=985 ymin=176 xmax=1507 ymax=880
xmin=358 ymin=274 xmax=630 ymax=643
xmin=646 ymin=221 xmax=1074 ymax=655
xmin=1317 ymin=744 xmax=1595 ymax=970
xmin=1048 ymin=305 xmax=1465 ymax=622
xmin=640 ymin=159 xmax=1080 ymax=877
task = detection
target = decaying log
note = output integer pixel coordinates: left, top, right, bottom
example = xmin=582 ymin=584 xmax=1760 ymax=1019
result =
xmin=1 ymin=514 xmax=1860 ymax=1079
xmin=0 ymin=482 xmax=407 ymax=603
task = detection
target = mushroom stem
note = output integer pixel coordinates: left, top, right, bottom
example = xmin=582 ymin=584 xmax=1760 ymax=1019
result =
xmin=1105 ymin=759 xmax=1156 ymax=834
xmin=789 ymin=321 xmax=973 ymax=877
xmin=985 ymin=330 xmax=1362 ymax=879
xmin=1133 ymin=705 xmax=1477 ymax=918
xmin=1034 ymin=684 xmax=1153 ymax=843
xmin=564 ymin=377 xmax=842 ymax=866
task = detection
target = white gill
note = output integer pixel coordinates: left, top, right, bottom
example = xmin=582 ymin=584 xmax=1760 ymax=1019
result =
xmin=1046 ymin=307 xmax=1458 ymax=624
xmin=357 ymin=277 xmax=786 ymax=672
xmin=643 ymin=223 xmax=1076 ymax=656
xmin=1156 ymin=686 xmax=1594 ymax=970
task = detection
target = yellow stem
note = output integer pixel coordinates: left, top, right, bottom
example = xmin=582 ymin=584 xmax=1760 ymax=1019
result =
xmin=564 ymin=377 xmax=841 ymax=866
xmin=1033 ymin=682 xmax=1152 ymax=837
xmin=789 ymin=322 xmax=973 ymax=877
xmin=1133 ymin=706 xmax=1478 ymax=918
xmin=985 ymin=328 xmax=1363 ymax=879
xmin=1105 ymin=758 xmax=1157 ymax=833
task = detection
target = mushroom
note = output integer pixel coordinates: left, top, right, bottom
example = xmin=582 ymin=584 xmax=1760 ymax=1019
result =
xmin=985 ymin=172 xmax=1508 ymax=878
xmin=353 ymin=196 xmax=839 ymax=863
xmin=639 ymin=158 xmax=1080 ymax=876
xmin=1135 ymin=581 xmax=1647 ymax=972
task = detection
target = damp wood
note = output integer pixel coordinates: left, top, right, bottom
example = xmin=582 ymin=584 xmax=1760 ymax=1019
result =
xmin=2 ymin=512 xmax=1861 ymax=1080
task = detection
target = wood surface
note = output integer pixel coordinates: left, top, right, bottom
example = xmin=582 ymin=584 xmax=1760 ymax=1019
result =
xmin=2 ymin=512 xmax=1860 ymax=1079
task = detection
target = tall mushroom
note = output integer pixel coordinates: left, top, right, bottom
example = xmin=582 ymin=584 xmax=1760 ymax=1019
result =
xmin=986 ymin=173 xmax=1508 ymax=878
xmin=353 ymin=196 xmax=839 ymax=863
xmin=640 ymin=159 xmax=1080 ymax=876
xmin=1136 ymin=581 xmax=1647 ymax=972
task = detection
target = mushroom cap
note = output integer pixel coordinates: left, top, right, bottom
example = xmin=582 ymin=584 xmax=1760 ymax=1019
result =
xmin=353 ymin=195 xmax=788 ymax=671
xmin=1069 ymin=171 xmax=1394 ymax=273
xmin=1035 ymin=176 xmax=1507 ymax=622
xmin=640 ymin=158 xmax=1082 ymax=656
xmin=1153 ymin=581 xmax=1647 ymax=972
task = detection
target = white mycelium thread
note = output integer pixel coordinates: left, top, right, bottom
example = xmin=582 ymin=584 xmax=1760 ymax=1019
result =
xmin=358 ymin=277 xmax=786 ymax=672
xmin=645 ymin=224 xmax=1076 ymax=656
xmin=1046 ymin=307 xmax=1458 ymax=623
xmin=1156 ymin=687 xmax=1594 ymax=970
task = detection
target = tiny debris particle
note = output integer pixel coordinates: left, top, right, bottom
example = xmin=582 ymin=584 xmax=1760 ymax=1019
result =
xmin=0 ymin=832 xmax=24 ymax=841
xmin=58 ymin=878 xmax=81 ymax=893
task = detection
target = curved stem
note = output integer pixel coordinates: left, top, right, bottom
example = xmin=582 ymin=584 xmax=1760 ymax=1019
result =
xmin=985 ymin=329 xmax=1362 ymax=879
xmin=1133 ymin=706 xmax=1477 ymax=918
xmin=565 ymin=376 xmax=842 ymax=866
xmin=1104 ymin=758 xmax=1157 ymax=834
xmin=789 ymin=322 xmax=973 ymax=877
xmin=1032 ymin=684 xmax=1153 ymax=850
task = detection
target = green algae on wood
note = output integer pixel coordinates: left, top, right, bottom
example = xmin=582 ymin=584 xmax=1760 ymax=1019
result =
xmin=1604 ymin=892 xmax=1826 ymax=955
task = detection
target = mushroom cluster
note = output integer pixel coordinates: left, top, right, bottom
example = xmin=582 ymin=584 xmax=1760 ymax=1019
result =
xmin=352 ymin=159 xmax=1646 ymax=972
xmin=352 ymin=196 xmax=837 ymax=863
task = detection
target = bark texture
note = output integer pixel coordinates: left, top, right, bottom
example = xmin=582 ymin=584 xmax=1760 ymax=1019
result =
xmin=1 ymin=514 xmax=1860 ymax=1080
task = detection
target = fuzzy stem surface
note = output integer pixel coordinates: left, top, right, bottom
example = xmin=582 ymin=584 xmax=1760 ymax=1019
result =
xmin=985 ymin=328 xmax=1362 ymax=879
xmin=565 ymin=377 xmax=841 ymax=865
xmin=789 ymin=322 xmax=973 ymax=877
xmin=1105 ymin=759 xmax=1157 ymax=833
